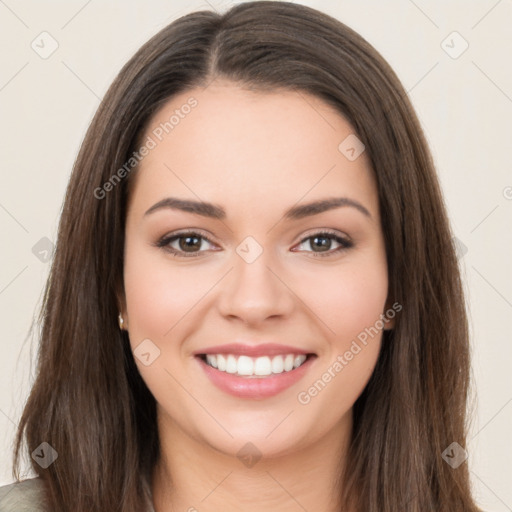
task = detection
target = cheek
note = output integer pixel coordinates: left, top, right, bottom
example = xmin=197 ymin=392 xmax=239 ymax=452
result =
xmin=316 ymin=257 xmax=388 ymax=401
xmin=123 ymin=240 xmax=209 ymax=342
xmin=300 ymin=256 xmax=388 ymax=346
xmin=297 ymin=263 xmax=387 ymax=414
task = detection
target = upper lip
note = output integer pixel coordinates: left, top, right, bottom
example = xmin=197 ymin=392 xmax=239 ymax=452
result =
xmin=194 ymin=343 xmax=314 ymax=357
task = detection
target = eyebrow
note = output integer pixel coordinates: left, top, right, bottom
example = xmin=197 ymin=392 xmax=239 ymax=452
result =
xmin=144 ymin=196 xmax=372 ymax=220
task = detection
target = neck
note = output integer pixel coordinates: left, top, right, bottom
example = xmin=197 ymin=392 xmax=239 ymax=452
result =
xmin=151 ymin=409 xmax=354 ymax=512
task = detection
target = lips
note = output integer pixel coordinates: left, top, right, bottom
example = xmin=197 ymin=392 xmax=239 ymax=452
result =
xmin=196 ymin=354 xmax=316 ymax=399
xmin=193 ymin=342 xmax=314 ymax=358
xmin=193 ymin=342 xmax=317 ymax=399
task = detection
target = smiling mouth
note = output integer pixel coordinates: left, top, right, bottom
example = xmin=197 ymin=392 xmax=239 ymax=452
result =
xmin=196 ymin=353 xmax=316 ymax=378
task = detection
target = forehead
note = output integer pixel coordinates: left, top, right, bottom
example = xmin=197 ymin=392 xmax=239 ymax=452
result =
xmin=128 ymin=81 xmax=378 ymax=220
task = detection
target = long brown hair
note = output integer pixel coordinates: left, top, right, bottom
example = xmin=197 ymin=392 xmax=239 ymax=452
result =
xmin=13 ymin=2 xmax=481 ymax=511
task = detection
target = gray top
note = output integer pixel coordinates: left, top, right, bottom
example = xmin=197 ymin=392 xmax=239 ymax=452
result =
xmin=0 ymin=478 xmax=47 ymax=512
xmin=0 ymin=478 xmax=155 ymax=512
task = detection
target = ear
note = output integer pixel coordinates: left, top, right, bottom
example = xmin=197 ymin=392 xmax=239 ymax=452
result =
xmin=383 ymin=316 xmax=394 ymax=331
xmin=115 ymin=286 xmax=129 ymax=330
xmin=382 ymin=298 xmax=397 ymax=330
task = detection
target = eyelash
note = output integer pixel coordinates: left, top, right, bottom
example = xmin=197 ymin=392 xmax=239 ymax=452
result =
xmin=155 ymin=229 xmax=353 ymax=258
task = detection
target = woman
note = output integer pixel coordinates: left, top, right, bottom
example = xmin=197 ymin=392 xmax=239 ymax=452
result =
xmin=1 ymin=1 xmax=483 ymax=511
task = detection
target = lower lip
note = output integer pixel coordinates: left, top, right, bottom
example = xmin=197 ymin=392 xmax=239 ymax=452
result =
xmin=195 ymin=355 xmax=317 ymax=399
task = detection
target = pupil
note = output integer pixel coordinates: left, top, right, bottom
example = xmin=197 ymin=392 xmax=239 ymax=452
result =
xmin=180 ymin=236 xmax=201 ymax=252
xmin=312 ymin=236 xmax=330 ymax=252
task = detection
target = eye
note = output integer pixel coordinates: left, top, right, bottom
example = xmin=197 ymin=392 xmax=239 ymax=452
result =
xmin=155 ymin=231 xmax=217 ymax=258
xmin=292 ymin=230 xmax=353 ymax=257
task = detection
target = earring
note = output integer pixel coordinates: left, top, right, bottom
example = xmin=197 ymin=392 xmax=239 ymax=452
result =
xmin=118 ymin=313 xmax=125 ymax=330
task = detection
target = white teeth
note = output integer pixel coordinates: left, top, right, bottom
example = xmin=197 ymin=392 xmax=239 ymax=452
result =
xmin=206 ymin=354 xmax=217 ymax=368
xmin=294 ymin=355 xmax=305 ymax=369
xmin=202 ymin=353 xmax=308 ymax=377
xmin=254 ymin=356 xmax=271 ymax=376
xmin=238 ymin=355 xmax=255 ymax=375
xmin=217 ymin=354 xmax=226 ymax=371
xmin=226 ymin=355 xmax=237 ymax=374
xmin=271 ymin=355 xmax=284 ymax=373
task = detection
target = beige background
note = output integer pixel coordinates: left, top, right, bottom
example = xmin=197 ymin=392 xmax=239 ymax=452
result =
xmin=1 ymin=0 xmax=511 ymax=509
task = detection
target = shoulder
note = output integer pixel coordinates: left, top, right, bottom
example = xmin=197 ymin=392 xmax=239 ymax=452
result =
xmin=0 ymin=478 xmax=48 ymax=512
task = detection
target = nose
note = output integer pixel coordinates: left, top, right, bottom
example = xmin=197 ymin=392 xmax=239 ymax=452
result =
xmin=216 ymin=249 xmax=295 ymax=326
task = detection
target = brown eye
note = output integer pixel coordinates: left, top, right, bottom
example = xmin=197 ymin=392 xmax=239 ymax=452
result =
xmin=176 ymin=234 xmax=202 ymax=252
xmin=294 ymin=231 xmax=353 ymax=257
xmin=156 ymin=232 xmax=216 ymax=257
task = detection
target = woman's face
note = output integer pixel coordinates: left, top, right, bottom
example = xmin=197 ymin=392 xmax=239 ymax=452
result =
xmin=122 ymin=80 xmax=392 ymax=458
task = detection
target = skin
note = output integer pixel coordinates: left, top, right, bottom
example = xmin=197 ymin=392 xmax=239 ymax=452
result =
xmin=121 ymin=79 xmax=394 ymax=512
